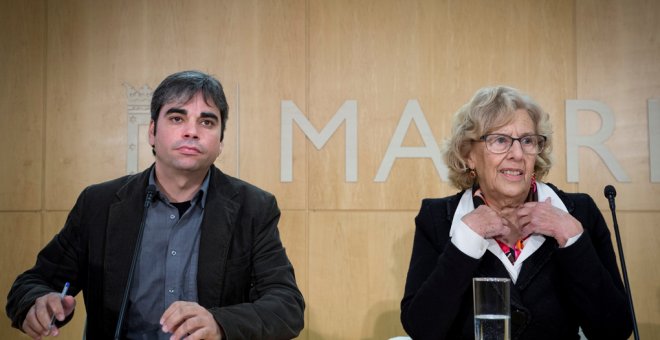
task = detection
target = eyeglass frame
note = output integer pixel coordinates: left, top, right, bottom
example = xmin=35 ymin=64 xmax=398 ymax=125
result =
xmin=477 ymin=134 xmax=547 ymax=155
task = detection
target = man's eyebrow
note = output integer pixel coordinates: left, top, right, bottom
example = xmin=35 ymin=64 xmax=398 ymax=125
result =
xmin=200 ymin=112 xmax=219 ymax=121
xmin=164 ymin=108 xmax=218 ymax=121
xmin=165 ymin=108 xmax=187 ymax=115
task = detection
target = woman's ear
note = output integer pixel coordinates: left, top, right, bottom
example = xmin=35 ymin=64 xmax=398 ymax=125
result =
xmin=465 ymin=152 xmax=475 ymax=170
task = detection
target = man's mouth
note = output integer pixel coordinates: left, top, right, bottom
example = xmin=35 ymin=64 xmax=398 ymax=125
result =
xmin=177 ymin=146 xmax=201 ymax=154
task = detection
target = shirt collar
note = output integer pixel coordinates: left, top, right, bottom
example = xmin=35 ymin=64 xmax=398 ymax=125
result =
xmin=148 ymin=167 xmax=211 ymax=208
xmin=450 ymin=181 xmax=568 ymax=236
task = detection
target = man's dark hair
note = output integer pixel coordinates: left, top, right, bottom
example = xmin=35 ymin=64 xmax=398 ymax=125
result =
xmin=151 ymin=70 xmax=229 ymax=141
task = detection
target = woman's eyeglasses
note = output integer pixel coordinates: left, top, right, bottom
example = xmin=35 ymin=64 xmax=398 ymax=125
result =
xmin=478 ymin=134 xmax=547 ymax=154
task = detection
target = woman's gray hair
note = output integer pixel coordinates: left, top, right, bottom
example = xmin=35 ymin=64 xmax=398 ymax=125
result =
xmin=443 ymin=86 xmax=553 ymax=190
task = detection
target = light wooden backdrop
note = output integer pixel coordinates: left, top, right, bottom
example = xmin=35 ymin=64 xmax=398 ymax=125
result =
xmin=1 ymin=0 xmax=658 ymax=339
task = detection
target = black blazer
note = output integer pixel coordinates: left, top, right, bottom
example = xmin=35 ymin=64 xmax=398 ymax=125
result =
xmin=6 ymin=165 xmax=305 ymax=339
xmin=400 ymin=183 xmax=632 ymax=340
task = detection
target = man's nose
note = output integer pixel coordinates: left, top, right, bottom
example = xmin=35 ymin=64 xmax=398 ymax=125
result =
xmin=183 ymin=121 xmax=199 ymax=139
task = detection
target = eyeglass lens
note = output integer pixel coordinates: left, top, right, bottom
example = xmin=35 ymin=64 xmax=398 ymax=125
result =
xmin=483 ymin=134 xmax=545 ymax=154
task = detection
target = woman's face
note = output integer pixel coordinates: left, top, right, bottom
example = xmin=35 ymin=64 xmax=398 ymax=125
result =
xmin=467 ymin=109 xmax=537 ymax=209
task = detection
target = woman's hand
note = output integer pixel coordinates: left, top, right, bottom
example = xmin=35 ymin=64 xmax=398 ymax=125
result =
xmin=461 ymin=205 xmax=512 ymax=239
xmin=517 ymin=197 xmax=583 ymax=247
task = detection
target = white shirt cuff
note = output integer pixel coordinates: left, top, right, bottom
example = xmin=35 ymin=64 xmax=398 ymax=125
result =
xmin=450 ymin=219 xmax=489 ymax=259
xmin=563 ymin=232 xmax=583 ymax=248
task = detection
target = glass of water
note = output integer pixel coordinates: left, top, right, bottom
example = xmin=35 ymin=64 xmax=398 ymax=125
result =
xmin=473 ymin=277 xmax=511 ymax=340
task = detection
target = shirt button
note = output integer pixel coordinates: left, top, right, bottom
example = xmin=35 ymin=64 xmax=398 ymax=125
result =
xmin=169 ymin=289 xmax=174 ymax=294
xmin=170 ymin=214 xmax=176 ymax=219
xmin=171 ymin=250 xmax=177 ymax=256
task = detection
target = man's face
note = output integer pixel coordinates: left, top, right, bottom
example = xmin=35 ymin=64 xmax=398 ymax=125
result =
xmin=149 ymin=91 xmax=223 ymax=176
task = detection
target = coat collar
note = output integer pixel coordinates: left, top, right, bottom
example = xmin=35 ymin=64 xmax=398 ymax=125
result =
xmin=104 ymin=165 xmax=153 ymax=314
xmin=445 ymin=182 xmax=576 ymax=217
xmin=197 ymin=165 xmax=240 ymax=307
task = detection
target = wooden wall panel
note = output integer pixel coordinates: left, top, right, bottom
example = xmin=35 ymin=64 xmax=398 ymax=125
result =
xmin=224 ymin=1 xmax=307 ymax=210
xmin=45 ymin=0 xmax=146 ymax=209
xmin=0 ymin=213 xmax=42 ymax=338
xmin=278 ymin=210 xmax=309 ymax=339
xmin=577 ymin=1 xmax=660 ymax=336
xmin=44 ymin=0 xmax=307 ymax=210
xmin=613 ymin=212 xmax=660 ymax=338
xmin=306 ymin=0 xmax=576 ymax=211
xmin=576 ymin=0 xmax=660 ymax=210
xmin=308 ymin=211 xmax=415 ymax=339
xmin=0 ymin=0 xmax=44 ymax=211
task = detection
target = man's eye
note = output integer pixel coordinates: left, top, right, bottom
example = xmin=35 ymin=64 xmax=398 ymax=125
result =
xmin=201 ymin=120 xmax=215 ymax=127
xmin=170 ymin=116 xmax=183 ymax=123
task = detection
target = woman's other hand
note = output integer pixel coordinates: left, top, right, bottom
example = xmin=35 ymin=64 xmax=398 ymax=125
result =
xmin=518 ymin=197 xmax=583 ymax=247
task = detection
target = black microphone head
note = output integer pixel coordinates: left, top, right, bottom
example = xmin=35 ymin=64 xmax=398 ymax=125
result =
xmin=604 ymin=185 xmax=617 ymax=199
xmin=144 ymin=184 xmax=157 ymax=207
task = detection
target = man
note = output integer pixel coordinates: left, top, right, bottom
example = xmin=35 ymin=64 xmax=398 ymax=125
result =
xmin=6 ymin=70 xmax=305 ymax=339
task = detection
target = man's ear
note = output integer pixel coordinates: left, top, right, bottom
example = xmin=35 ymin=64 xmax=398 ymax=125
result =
xmin=148 ymin=119 xmax=156 ymax=146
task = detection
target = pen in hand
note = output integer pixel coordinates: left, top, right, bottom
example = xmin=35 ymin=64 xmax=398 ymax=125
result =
xmin=49 ymin=282 xmax=70 ymax=329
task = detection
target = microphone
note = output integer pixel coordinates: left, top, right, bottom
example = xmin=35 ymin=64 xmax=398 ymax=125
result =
xmin=114 ymin=185 xmax=157 ymax=340
xmin=604 ymin=185 xmax=639 ymax=340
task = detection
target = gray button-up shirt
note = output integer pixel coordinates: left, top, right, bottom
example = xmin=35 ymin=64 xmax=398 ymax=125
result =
xmin=126 ymin=169 xmax=210 ymax=339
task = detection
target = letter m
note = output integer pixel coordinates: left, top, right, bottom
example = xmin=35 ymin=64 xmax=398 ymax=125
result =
xmin=281 ymin=100 xmax=357 ymax=182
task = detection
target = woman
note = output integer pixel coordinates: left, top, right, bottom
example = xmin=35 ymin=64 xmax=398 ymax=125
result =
xmin=400 ymin=86 xmax=632 ymax=339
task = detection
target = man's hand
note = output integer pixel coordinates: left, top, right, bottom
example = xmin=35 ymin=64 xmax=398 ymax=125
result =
xmin=161 ymin=301 xmax=224 ymax=340
xmin=22 ymin=293 xmax=76 ymax=339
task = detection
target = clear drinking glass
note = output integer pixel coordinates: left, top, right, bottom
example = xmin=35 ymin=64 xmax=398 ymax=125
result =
xmin=473 ymin=277 xmax=511 ymax=340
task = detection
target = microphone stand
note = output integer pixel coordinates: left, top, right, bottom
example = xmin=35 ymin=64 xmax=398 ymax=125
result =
xmin=605 ymin=185 xmax=639 ymax=340
xmin=114 ymin=185 xmax=156 ymax=340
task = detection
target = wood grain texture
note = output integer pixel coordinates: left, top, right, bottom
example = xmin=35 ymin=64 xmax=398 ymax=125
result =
xmin=279 ymin=210 xmax=309 ymax=338
xmin=576 ymin=0 xmax=660 ymax=211
xmin=602 ymin=211 xmax=660 ymax=339
xmin=307 ymin=0 xmax=577 ymax=210
xmin=308 ymin=211 xmax=415 ymax=339
xmin=0 ymin=0 xmax=45 ymax=211
xmin=0 ymin=213 xmax=42 ymax=338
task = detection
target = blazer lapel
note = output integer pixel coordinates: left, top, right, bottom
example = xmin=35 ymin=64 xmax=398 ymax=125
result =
xmin=508 ymin=187 xmax=576 ymax=338
xmin=516 ymin=184 xmax=575 ymax=290
xmin=475 ymin=252 xmax=538 ymax=338
xmin=197 ymin=166 xmax=240 ymax=308
xmin=516 ymin=238 xmax=558 ymax=290
xmin=474 ymin=252 xmax=509 ymax=278
xmin=103 ymin=169 xmax=151 ymax=313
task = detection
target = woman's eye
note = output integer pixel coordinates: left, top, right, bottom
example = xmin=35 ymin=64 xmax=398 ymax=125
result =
xmin=494 ymin=136 xmax=509 ymax=144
